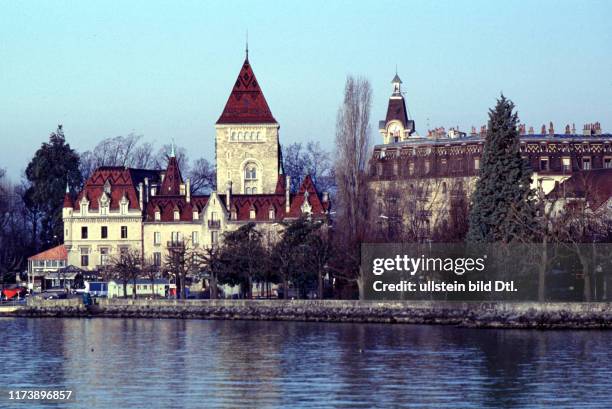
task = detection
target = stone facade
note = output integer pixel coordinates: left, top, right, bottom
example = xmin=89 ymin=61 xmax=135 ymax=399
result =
xmin=215 ymin=123 xmax=280 ymax=194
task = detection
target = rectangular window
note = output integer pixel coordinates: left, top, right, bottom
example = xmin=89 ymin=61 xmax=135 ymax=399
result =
xmin=604 ymin=157 xmax=612 ymax=169
xmin=408 ymin=163 xmax=414 ymax=176
xmin=100 ymin=247 xmax=109 ymax=266
xmin=153 ymin=252 xmax=161 ymax=267
xmin=582 ymin=157 xmax=591 ymax=170
xmin=80 ymin=248 xmax=89 ymax=267
xmin=211 ymin=231 xmax=218 ymax=245
xmin=121 ymin=226 xmax=128 ymax=239
xmin=101 ymin=226 xmax=108 ymax=239
xmin=81 ymin=226 xmax=88 ymax=239
xmin=192 ymin=231 xmax=199 ymax=245
xmin=474 ymin=157 xmax=480 ymax=170
xmin=424 ymin=160 xmax=431 ymax=174
xmin=540 ymin=157 xmax=549 ymax=171
xmin=562 ymin=157 xmax=571 ymax=172
xmin=154 ymin=232 xmax=161 ymax=245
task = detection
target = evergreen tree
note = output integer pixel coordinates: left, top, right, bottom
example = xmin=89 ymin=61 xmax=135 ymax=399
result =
xmin=467 ymin=95 xmax=536 ymax=243
xmin=25 ymin=125 xmax=82 ymax=250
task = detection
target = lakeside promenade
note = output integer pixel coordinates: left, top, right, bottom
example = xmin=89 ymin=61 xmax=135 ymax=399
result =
xmin=3 ymin=298 xmax=612 ymax=329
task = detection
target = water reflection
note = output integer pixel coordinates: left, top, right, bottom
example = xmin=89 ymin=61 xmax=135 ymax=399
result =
xmin=0 ymin=318 xmax=611 ymax=408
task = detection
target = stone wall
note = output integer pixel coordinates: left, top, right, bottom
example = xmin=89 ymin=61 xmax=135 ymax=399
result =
xmin=10 ymin=298 xmax=612 ymax=329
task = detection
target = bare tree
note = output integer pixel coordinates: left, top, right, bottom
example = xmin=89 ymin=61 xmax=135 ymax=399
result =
xmin=164 ymin=241 xmax=199 ymax=299
xmin=189 ymin=158 xmax=216 ymax=194
xmin=282 ymin=142 xmax=335 ymax=193
xmin=195 ymin=245 xmax=223 ymax=299
xmin=111 ymin=248 xmax=142 ymax=299
xmin=333 ymin=76 xmax=372 ymax=299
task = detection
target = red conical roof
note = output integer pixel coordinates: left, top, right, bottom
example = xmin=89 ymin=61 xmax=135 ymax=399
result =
xmin=63 ymin=192 xmax=73 ymax=208
xmin=160 ymin=156 xmax=183 ymax=196
xmin=216 ymin=57 xmax=276 ymax=124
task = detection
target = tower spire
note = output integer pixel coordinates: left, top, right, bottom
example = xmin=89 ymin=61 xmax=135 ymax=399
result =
xmin=245 ymin=29 xmax=249 ymax=60
xmin=170 ymin=139 xmax=176 ymax=158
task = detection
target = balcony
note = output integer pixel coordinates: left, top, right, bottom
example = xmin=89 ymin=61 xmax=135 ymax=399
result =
xmin=166 ymin=240 xmax=185 ymax=249
xmin=208 ymin=220 xmax=221 ymax=229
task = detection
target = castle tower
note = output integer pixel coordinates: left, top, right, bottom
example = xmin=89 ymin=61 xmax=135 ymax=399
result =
xmin=215 ymin=53 xmax=280 ymax=195
xmin=379 ymin=72 xmax=415 ymax=144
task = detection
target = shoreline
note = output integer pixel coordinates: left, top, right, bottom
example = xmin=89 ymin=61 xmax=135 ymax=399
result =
xmin=2 ymin=299 xmax=612 ymax=329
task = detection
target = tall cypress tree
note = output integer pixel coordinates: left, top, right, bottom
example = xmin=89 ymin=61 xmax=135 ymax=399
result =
xmin=25 ymin=125 xmax=82 ymax=250
xmin=467 ymin=95 xmax=536 ymax=243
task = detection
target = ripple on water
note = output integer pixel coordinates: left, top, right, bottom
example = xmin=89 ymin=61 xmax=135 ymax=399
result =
xmin=1 ymin=318 xmax=612 ymax=408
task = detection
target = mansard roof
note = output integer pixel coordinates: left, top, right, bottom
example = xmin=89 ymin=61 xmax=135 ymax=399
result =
xmin=73 ymin=167 xmax=161 ymax=211
xmin=385 ymin=97 xmax=409 ymax=128
xmin=216 ymin=57 xmax=277 ymax=125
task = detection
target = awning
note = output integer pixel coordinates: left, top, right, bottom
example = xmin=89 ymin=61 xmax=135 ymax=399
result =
xmin=2 ymin=288 xmax=26 ymax=299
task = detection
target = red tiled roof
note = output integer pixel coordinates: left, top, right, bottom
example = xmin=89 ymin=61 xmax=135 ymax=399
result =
xmin=216 ymin=57 xmax=277 ymax=124
xmin=160 ymin=157 xmax=183 ymax=196
xmin=63 ymin=192 xmax=73 ymax=208
xmin=28 ymin=245 xmax=67 ymax=261
xmin=73 ymin=167 xmax=161 ymax=211
xmin=146 ymin=196 xmax=209 ymax=222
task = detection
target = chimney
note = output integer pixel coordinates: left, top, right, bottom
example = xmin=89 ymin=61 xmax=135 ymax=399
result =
xmin=541 ymin=124 xmax=546 ymax=135
xmin=583 ymin=123 xmax=592 ymax=136
xmin=549 ymin=122 xmax=554 ymax=135
xmin=151 ymin=185 xmax=157 ymax=196
xmin=144 ymin=177 xmax=149 ymax=202
xmin=565 ymin=124 xmax=571 ymax=135
xmin=285 ymin=176 xmax=291 ymax=213
xmin=528 ymin=126 xmax=534 ymax=135
xmin=225 ymin=180 xmax=232 ymax=209
xmin=595 ymin=121 xmax=602 ymax=135
xmin=138 ymin=182 xmax=144 ymax=210
xmin=186 ymin=178 xmax=191 ymax=203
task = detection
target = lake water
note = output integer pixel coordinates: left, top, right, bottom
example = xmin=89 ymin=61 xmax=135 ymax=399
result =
xmin=0 ymin=318 xmax=611 ymax=408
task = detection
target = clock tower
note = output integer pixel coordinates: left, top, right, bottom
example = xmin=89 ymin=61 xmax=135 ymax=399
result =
xmin=378 ymin=72 xmax=415 ymax=144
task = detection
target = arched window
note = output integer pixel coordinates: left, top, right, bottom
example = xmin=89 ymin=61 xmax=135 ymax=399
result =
xmin=245 ymin=165 xmax=257 ymax=180
xmin=231 ymin=132 xmax=236 ymax=141
xmin=238 ymin=132 xmax=243 ymax=140
xmin=252 ymin=187 xmax=257 ymax=194
xmin=245 ymin=187 xmax=251 ymax=194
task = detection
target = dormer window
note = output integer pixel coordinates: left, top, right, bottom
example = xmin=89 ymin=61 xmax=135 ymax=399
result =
xmin=231 ymin=206 xmax=237 ymax=220
xmin=154 ymin=208 xmax=161 ymax=221
xmin=80 ymin=198 xmax=89 ymax=215
xmin=119 ymin=194 xmax=129 ymax=215
xmin=249 ymin=205 xmax=256 ymax=220
xmin=103 ymin=180 xmax=111 ymax=194
xmin=99 ymin=192 xmax=110 ymax=215
xmin=173 ymin=208 xmax=180 ymax=221
xmin=268 ymin=206 xmax=275 ymax=220
xmin=192 ymin=210 xmax=199 ymax=220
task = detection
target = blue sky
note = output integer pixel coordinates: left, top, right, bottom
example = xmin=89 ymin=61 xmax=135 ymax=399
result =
xmin=1 ymin=0 xmax=611 ymax=179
